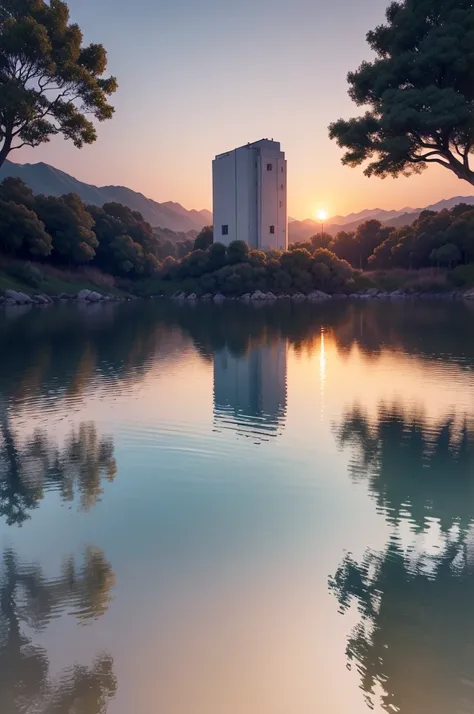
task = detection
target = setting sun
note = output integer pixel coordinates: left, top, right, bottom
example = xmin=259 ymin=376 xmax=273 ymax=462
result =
xmin=316 ymin=209 xmax=328 ymax=222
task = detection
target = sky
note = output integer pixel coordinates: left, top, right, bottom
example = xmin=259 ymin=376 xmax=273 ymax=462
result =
xmin=15 ymin=0 xmax=474 ymax=219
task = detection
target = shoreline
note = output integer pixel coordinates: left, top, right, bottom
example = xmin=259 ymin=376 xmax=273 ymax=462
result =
xmin=2 ymin=286 xmax=474 ymax=307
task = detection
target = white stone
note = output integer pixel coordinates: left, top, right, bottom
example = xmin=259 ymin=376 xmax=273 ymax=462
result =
xmin=77 ymin=289 xmax=91 ymax=301
xmin=213 ymin=293 xmax=225 ymax=302
xmin=87 ymin=291 xmax=102 ymax=302
xmin=5 ymin=289 xmax=33 ymax=304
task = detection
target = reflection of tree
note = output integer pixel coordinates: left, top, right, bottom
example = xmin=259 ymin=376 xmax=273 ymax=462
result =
xmin=330 ymin=539 xmax=474 ymax=714
xmin=335 ymin=403 xmax=474 ymax=533
xmin=331 ymin=404 xmax=474 ymax=713
xmin=0 ymin=547 xmax=116 ymax=714
xmin=0 ymin=419 xmax=116 ymax=526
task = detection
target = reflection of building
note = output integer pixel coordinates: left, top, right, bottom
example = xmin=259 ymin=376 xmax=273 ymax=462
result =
xmin=212 ymin=139 xmax=288 ymax=251
xmin=213 ymin=342 xmax=287 ymax=440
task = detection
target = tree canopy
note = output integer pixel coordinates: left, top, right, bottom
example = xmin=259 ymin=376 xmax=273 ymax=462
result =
xmin=329 ymin=0 xmax=474 ymax=186
xmin=0 ymin=0 xmax=117 ymax=167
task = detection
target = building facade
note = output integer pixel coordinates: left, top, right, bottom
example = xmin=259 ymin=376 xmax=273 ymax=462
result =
xmin=212 ymin=139 xmax=287 ymax=251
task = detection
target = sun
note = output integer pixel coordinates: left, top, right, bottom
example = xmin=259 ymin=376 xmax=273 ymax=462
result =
xmin=316 ymin=209 xmax=328 ymax=222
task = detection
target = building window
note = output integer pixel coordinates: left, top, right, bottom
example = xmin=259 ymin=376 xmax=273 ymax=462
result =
xmin=266 ymin=163 xmax=273 ymax=171
xmin=221 ymin=225 xmax=228 ymax=236
xmin=270 ymin=225 xmax=275 ymax=234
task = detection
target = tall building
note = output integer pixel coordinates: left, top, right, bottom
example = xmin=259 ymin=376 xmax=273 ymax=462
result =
xmin=212 ymin=139 xmax=287 ymax=251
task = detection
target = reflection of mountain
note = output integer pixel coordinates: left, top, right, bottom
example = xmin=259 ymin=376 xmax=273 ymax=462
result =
xmin=0 ymin=419 xmax=116 ymax=526
xmin=331 ymin=404 xmax=474 ymax=713
xmin=0 ymin=546 xmax=116 ymax=713
xmin=214 ymin=342 xmax=287 ymax=440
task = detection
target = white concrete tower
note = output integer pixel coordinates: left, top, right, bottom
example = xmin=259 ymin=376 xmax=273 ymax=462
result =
xmin=212 ymin=139 xmax=287 ymax=251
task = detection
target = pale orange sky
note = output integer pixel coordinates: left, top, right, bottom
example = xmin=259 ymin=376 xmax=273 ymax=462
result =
xmin=15 ymin=0 xmax=474 ymax=220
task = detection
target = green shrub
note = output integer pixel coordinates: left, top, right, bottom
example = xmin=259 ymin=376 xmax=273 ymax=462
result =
xmin=450 ymin=264 xmax=474 ymax=287
xmin=7 ymin=261 xmax=44 ymax=288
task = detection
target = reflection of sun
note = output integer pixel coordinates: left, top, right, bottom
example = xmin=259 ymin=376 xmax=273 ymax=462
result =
xmin=316 ymin=209 xmax=328 ymax=222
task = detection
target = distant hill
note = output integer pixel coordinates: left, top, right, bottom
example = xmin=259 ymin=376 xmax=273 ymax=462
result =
xmin=289 ymin=195 xmax=474 ymax=243
xmin=0 ymin=159 xmax=210 ymax=233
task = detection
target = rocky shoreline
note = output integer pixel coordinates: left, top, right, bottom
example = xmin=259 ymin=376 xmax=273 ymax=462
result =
xmin=2 ymin=286 xmax=474 ymax=307
xmin=0 ymin=288 xmax=132 ymax=306
xmin=169 ymin=288 xmax=474 ymax=302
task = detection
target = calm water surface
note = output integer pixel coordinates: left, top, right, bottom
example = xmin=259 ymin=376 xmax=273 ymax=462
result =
xmin=1 ymin=299 xmax=474 ymax=714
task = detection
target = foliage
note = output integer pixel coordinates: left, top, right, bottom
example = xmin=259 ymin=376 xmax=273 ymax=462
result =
xmin=194 ymin=225 xmax=213 ymax=251
xmin=0 ymin=197 xmax=51 ymax=255
xmin=329 ymin=0 xmax=474 ymax=186
xmin=0 ymin=0 xmax=117 ymax=167
xmin=6 ymin=260 xmax=43 ymax=288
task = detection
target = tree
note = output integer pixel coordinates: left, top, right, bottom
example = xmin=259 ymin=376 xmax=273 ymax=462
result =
xmin=0 ymin=0 xmax=117 ymax=168
xmin=194 ymin=225 xmax=213 ymax=251
xmin=310 ymin=232 xmax=332 ymax=250
xmin=0 ymin=176 xmax=35 ymax=209
xmin=226 ymin=239 xmax=249 ymax=265
xmin=430 ymin=242 xmax=461 ymax=268
xmin=330 ymin=230 xmax=359 ymax=267
xmin=329 ymin=0 xmax=474 ymax=186
xmin=356 ymin=219 xmax=392 ymax=269
xmin=0 ymin=198 xmax=51 ymax=255
xmin=35 ymin=193 xmax=97 ymax=263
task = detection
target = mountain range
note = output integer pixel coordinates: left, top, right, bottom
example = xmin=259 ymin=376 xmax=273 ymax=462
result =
xmin=288 ymin=196 xmax=474 ymax=242
xmin=0 ymin=159 xmax=212 ymax=233
xmin=1 ymin=158 xmax=473 ymax=241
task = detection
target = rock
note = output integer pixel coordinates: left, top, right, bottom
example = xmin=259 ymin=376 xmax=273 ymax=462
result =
xmin=171 ymin=290 xmax=186 ymax=300
xmin=187 ymin=293 xmax=198 ymax=300
xmin=464 ymin=289 xmax=474 ymax=300
xmin=308 ymin=290 xmax=330 ymax=300
xmin=86 ymin=291 xmax=102 ymax=302
xmin=57 ymin=292 xmax=72 ymax=300
xmin=33 ymin=294 xmax=49 ymax=304
xmin=77 ymin=289 xmax=91 ymax=301
xmin=4 ymin=298 xmax=17 ymax=306
xmin=332 ymin=293 xmax=348 ymax=299
xmin=239 ymin=293 xmax=251 ymax=302
xmin=265 ymin=291 xmax=277 ymax=300
xmin=5 ymin=289 xmax=33 ymax=305
xmin=250 ymin=290 xmax=266 ymax=301
xmin=292 ymin=292 xmax=306 ymax=301
xmin=279 ymin=294 xmax=291 ymax=299
xmin=213 ymin=293 xmax=225 ymax=303
xmin=201 ymin=293 xmax=213 ymax=300
xmin=366 ymin=287 xmax=379 ymax=296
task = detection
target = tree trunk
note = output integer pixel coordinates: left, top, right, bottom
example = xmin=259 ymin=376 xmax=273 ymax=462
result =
xmin=0 ymin=131 xmax=13 ymax=169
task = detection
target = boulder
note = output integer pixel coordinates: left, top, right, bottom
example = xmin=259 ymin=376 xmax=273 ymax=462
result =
xmin=77 ymin=289 xmax=91 ymax=301
xmin=4 ymin=298 xmax=17 ymax=306
xmin=366 ymin=287 xmax=379 ymax=296
xmin=250 ymin=290 xmax=266 ymax=301
xmin=464 ymin=289 xmax=474 ymax=300
xmin=87 ymin=291 xmax=102 ymax=302
xmin=292 ymin=292 xmax=306 ymax=301
xmin=239 ymin=293 xmax=251 ymax=302
xmin=201 ymin=293 xmax=213 ymax=300
xmin=171 ymin=290 xmax=186 ymax=300
xmin=187 ymin=293 xmax=198 ymax=300
xmin=5 ymin=289 xmax=33 ymax=304
xmin=33 ymin=294 xmax=49 ymax=304
xmin=265 ymin=291 xmax=277 ymax=300
xmin=332 ymin=293 xmax=348 ymax=299
xmin=308 ymin=290 xmax=330 ymax=300
xmin=213 ymin=293 xmax=225 ymax=303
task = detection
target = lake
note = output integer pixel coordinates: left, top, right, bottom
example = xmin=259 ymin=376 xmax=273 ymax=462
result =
xmin=1 ymin=298 xmax=474 ymax=714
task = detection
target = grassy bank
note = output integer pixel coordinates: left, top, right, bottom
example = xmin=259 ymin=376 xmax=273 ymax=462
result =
xmin=2 ymin=258 xmax=474 ymax=301
xmin=0 ymin=259 xmax=129 ymax=298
